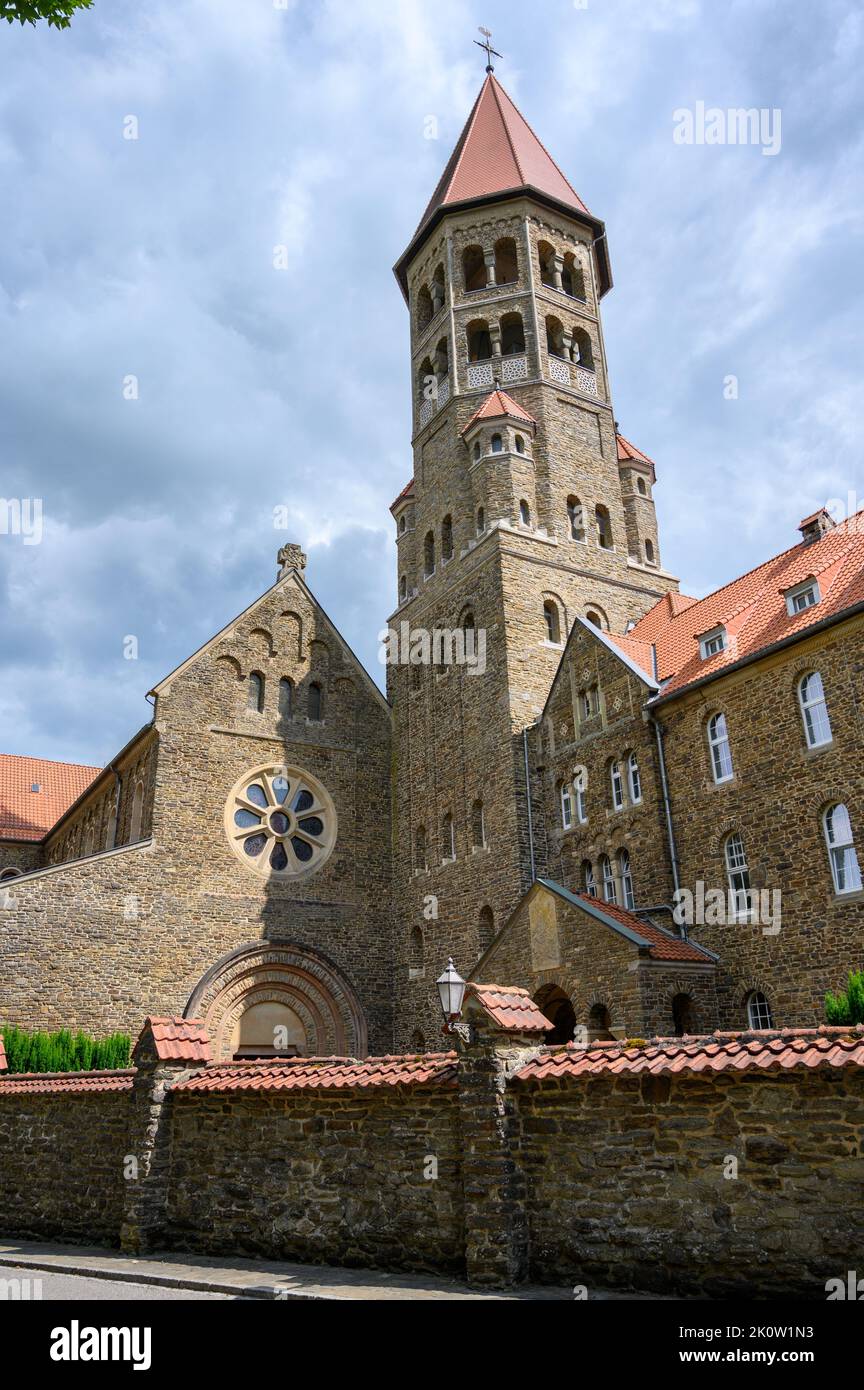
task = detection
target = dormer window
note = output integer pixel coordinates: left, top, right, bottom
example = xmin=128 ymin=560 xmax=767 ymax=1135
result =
xmin=785 ymin=579 xmax=820 ymax=616
xmin=699 ymin=626 xmax=727 ymax=660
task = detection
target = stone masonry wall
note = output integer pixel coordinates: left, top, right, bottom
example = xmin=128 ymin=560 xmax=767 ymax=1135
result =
xmin=514 ymin=1063 xmax=864 ymax=1297
xmin=0 ymin=1089 xmax=131 ymax=1244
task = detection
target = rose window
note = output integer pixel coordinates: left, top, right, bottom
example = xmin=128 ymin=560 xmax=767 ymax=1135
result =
xmin=224 ymin=764 xmax=337 ymax=878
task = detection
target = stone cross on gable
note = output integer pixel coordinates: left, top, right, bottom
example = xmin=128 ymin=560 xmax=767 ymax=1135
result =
xmin=277 ymin=544 xmax=307 ymax=579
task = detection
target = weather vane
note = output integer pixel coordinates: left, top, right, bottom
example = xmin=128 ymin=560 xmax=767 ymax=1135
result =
xmin=474 ymin=26 xmax=502 ymax=73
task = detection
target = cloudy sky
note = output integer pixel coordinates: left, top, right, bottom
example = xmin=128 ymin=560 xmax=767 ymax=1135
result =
xmin=0 ymin=0 xmax=861 ymax=766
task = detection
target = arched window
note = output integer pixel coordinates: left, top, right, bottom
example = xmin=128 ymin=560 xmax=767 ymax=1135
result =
xmin=582 ymin=859 xmax=597 ymax=896
xmin=746 ymin=991 xmax=773 ymax=1030
xmin=471 ymin=799 xmax=485 ymax=849
xmin=473 ymin=441 xmax=481 ymax=462
xmin=610 ymin=760 xmax=624 ymax=811
xmin=500 ymin=311 xmax=525 ymax=355
xmin=462 ymin=610 xmax=475 ymax=633
xmin=572 ymin=327 xmax=594 ymax=370
xmin=627 ymin=751 xmax=642 ymax=804
xmin=410 ymin=1029 xmax=426 ymax=1053
xmin=466 ymin=318 xmax=491 ymax=361
xmin=415 ymin=825 xmax=427 ymax=872
xmin=416 ymin=283 xmax=433 ymax=331
xmin=478 ymin=904 xmax=495 ymax=953
xmin=618 ymin=848 xmax=635 ymax=909
xmin=409 ymin=926 xmax=424 ymax=972
xmin=575 ymin=777 xmax=588 ymax=824
xmin=724 ymin=832 xmax=751 ymax=920
xmin=308 ymin=682 xmax=323 ymax=721
xmin=417 ymin=355 xmax=435 ymax=403
xmin=644 ymin=539 xmax=655 ymax=565
xmin=423 ymin=530 xmax=435 ymax=578
xmin=799 ymin=672 xmax=832 ymax=748
xmin=82 ymin=824 xmax=95 ymax=857
xmin=514 ymin=434 xmax=525 ymax=454
xmin=560 ymin=781 xmax=573 ymax=829
xmin=537 ymin=240 xmax=556 ymax=288
xmin=399 ymin=514 xmax=407 ymax=534
xmin=278 ymin=677 xmax=293 ymax=718
xmin=494 ymin=236 xmax=518 ymax=285
xmin=824 ymin=804 xmax=862 ymax=894
xmin=600 ymin=854 xmax=617 ymax=903
xmin=399 ymin=574 xmax=407 ymax=602
xmin=0 ymin=867 xmax=22 ymax=881
xmin=519 ymin=499 xmax=530 ymax=526
xmin=462 ymin=244 xmax=486 ymax=292
xmin=588 ymin=1002 xmax=614 ymax=1042
xmin=441 ymin=812 xmax=455 ymax=862
xmin=567 ymin=496 xmax=585 ymax=542
xmin=637 ymin=477 xmax=647 ymax=496
xmin=585 ymin=611 xmax=602 ymax=629
xmin=248 ymin=671 xmax=265 ymax=712
xmin=543 ymin=600 xmax=561 ymax=644
xmin=672 ymin=993 xmax=695 ymax=1037
xmin=441 ymin=514 xmax=453 ymax=561
xmin=431 ymin=264 xmax=445 ymax=311
xmin=545 ymin=315 xmax=565 ymax=358
xmin=708 ymin=713 xmax=733 ymax=783
xmin=476 ymin=507 xmax=485 ymax=534
xmin=129 ymin=781 xmax=144 ymax=843
xmin=595 ymin=505 xmax=613 ymax=549
xmin=561 ymin=252 xmax=586 ymax=300
xmin=491 ymin=433 xmax=503 ymax=453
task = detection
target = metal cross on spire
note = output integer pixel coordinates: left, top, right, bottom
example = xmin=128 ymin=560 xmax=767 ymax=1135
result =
xmin=474 ymin=26 xmax=502 ymax=73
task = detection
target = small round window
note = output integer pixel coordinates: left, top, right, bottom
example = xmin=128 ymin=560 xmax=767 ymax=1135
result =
xmin=224 ymin=764 xmax=337 ymax=879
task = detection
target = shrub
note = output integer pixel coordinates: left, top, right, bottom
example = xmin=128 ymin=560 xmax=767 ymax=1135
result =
xmin=0 ymin=1023 xmax=131 ymax=1074
xmin=825 ymin=970 xmax=864 ymax=1026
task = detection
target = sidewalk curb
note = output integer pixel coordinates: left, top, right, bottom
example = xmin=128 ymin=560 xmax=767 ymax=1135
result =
xmin=0 ymin=1253 xmax=339 ymax=1300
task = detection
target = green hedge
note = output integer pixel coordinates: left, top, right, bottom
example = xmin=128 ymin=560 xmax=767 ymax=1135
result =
xmin=825 ymin=970 xmax=864 ymax=1027
xmin=0 ymin=1024 xmax=131 ymax=1074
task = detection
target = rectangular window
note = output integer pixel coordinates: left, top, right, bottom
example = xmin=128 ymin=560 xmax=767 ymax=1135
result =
xmin=700 ymin=627 xmax=727 ymax=659
xmin=785 ymin=580 xmax=820 ymax=616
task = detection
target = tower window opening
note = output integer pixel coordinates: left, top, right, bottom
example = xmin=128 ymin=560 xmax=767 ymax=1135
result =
xmin=463 ymin=245 xmax=486 ymax=292
xmin=567 ymin=496 xmax=585 ymax=542
xmin=595 ymin=505 xmax=613 ymax=550
xmin=572 ymin=327 xmax=594 ymax=370
xmin=562 ymin=253 xmax=586 ymax=300
xmin=538 ymin=240 xmax=556 ymax=288
xmin=519 ymin=499 xmax=530 ymax=526
xmin=545 ymin=315 xmax=565 ymax=358
xmin=543 ymin=600 xmax=561 ymax=644
xmin=644 ymin=538 xmax=655 ymax=565
xmin=467 ymin=319 xmax=492 ymax=362
xmin=423 ymin=530 xmax=435 ymax=577
xmin=494 ymin=236 xmax=518 ymax=285
xmin=441 ymin=514 xmax=453 ymax=561
xmin=500 ymin=311 xmax=525 ymax=355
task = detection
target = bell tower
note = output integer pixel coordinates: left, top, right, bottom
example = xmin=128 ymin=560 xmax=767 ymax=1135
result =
xmin=389 ymin=63 xmax=678 ymax=1047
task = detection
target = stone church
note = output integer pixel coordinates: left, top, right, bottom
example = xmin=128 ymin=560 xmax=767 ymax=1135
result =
xmin=2 ymin=73 xmax=863 ymax=1061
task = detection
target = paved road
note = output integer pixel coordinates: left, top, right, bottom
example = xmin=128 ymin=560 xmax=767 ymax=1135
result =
xmin=0 ymin=1266 xmax=240 ymax=1301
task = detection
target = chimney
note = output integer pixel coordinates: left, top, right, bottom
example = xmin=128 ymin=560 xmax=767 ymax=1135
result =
xmin=798 ymin=509 xmax=835 ymax=546
xmin=277 ymin=543 xmax=307 ymax=579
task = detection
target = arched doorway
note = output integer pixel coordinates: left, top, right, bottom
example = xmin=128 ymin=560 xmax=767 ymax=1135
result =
xmin=534 ymin=984 xmax=577 ymax=1045
xmin=672 ymin=993 xmax=696 ymax=1037
xmin=185 ymin=942 xmax=368 ymax=1061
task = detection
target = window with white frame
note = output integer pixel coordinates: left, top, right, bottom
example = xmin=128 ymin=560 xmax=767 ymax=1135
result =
xmin=708 ymin=712 xmax=734 ymax=783
xmin=618 ymin=848 xmax=635 ymax=909
xmin=724 ymin=832 xmax=752 ymax=920
xmin=746 ymin=991 xmax=773 ymax=1030
xmin=699 ymin=626 xmax=727 ymax=660
xmin=610 ymin=761 xmax=624 ymax=810
xmin=798 ymin=671 xmax=832 ymax=748
xmin=560 ymin=782 xmax=574 ymax=829
xmin=824 ymin=804 xmax=862 ymax=895
xmin=627 ymin=751 xmax=642 ymax=804
xmin=785 ymin=579 xmax=820 ymax=616
xmin=600 ymin=854 xmax=617 ymax=903
xmin=583 ymin=859 xmax=596 ymax=897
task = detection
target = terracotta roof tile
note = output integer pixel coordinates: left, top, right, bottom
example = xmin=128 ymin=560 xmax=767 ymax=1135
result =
xmin=0 ymin=754 xmax=101 ymax=842
xmin=466 ymin=983 xmax=553 ymax=1033
xmin=605 ymin=631 xmax=656 ymax=680
xmin=627 ymin=512 xmax=864 ymax=699
xmin=136 ymin=1016 xmax=212 ymax=1064
xmin=615 ymin=432 xmax=655 ymax=474
xmin=544 ymin=882 xmax=714 ymax=963
xmin=415 ymin=74 xmax=590 ymax=245
xmin=389 ymin=477 xmax=415 ymax=513
xmin=515 ymin=1026 xmax=864 ymax=1084
xmin=0 ymin=1069 xmax=134 ymax=1096
xmin=460 ymin=387 xmax=536 ymax=435
xmin=173 ymin=1052 xmax=458 ymax=1094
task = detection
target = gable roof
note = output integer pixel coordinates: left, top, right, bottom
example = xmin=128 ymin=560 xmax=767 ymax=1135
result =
xmin=0 ymin=755 xmax=101 ymax=843
xmin=541 ymin=612 xmax=660 ymax=724
xmin=537 ymin=880 xmax=715 ymax=964
xmin=394 ymin=74 xmax=610 ymax=298
xmin=460 ymin=387 xmax=537 ymax=435
xmin=628 ymin=511 xmax=864 ymax=702
xmin=616 ymin=432 xmax=656 ymax=482
xmin=389 ymin=478 xmax=415 ymax=513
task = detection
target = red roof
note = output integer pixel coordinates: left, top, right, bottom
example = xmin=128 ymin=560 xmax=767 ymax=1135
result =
xmin=560 ymin=886 xmax=713 ymax=963
xmin=0 ymin=1069 xmax=134 ymax=1095
xmin=173 ymin=1053 xmax=457 ymax=1094
xmin=515 ymin=1026 xmax=864 ymax=1083
xmin=389 ymin=478 xmax=415 ymax=514
xmin=135 ymin=1017 xmax=212 ymax=1064
xmin=627 ymin=511 xmax=864 ymax=699
xmin=616 ymin=432 xmax=655 ymax=478
xmin=0 ymin=754 xmax=101 ymax=842
xmin=415 ymin=74 xmax=591 ymax=241
xmin=460 ymin=387 xmax=537 ymax=435
xmin=466 ymin=983 xmax=553 ymax=1033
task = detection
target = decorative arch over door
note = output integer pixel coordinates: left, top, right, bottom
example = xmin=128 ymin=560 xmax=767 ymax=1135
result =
xmin=184 ymin=941 xmax=368 ymax=1061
